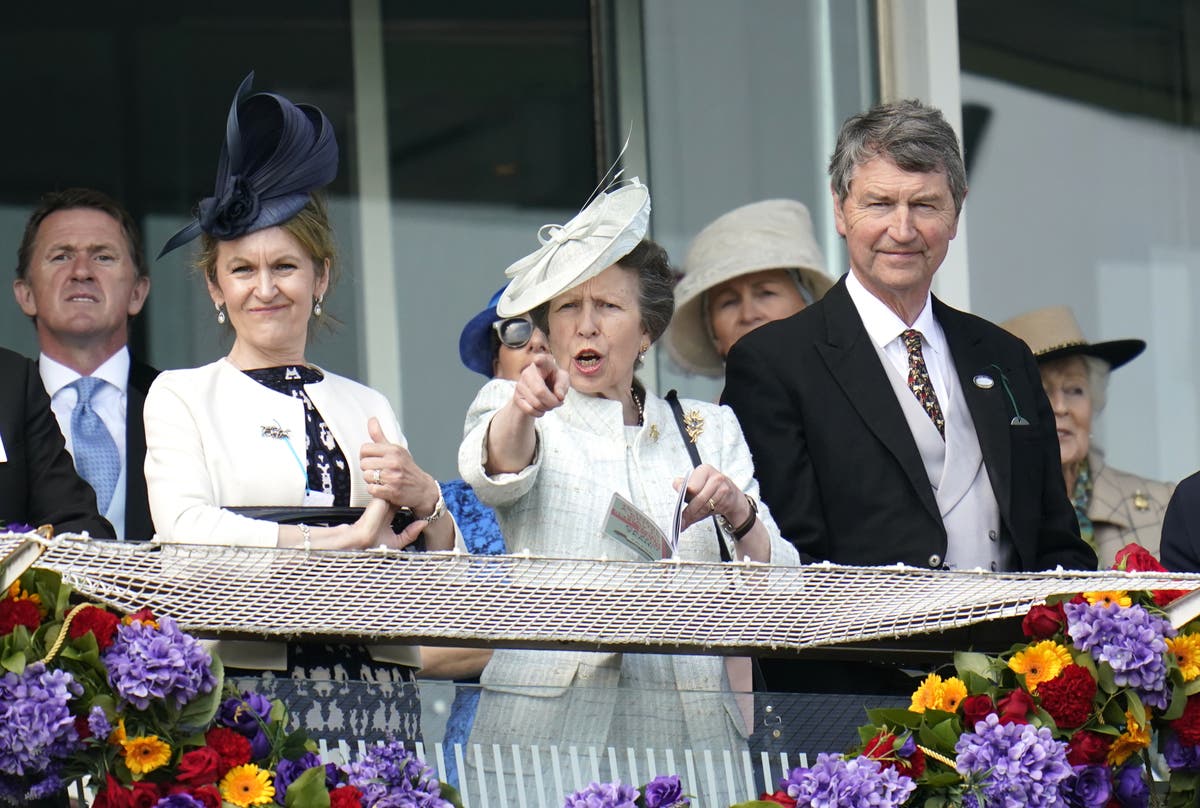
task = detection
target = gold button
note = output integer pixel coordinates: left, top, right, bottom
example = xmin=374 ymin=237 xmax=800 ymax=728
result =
xmin=1133 ymin=491 xmax=1150 ymax=511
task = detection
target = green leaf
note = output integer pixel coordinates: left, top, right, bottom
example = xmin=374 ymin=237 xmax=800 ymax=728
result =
xmin=177 ymin=655 xmax=224 ymax=731
xmin=960 ymin=671 xmax=993 ymax=694
xmin=1126 ymin=691 xmax=1146 ymax=728
xmin=1096 ymin=662 xmax=1117 ymax=694
xmin=278 ymin=730 xmax=311 ymax=761
xmin=954 ymin=652 xmax=992 ymax=680
xmin=928 ymin=718 xmax=962 ymax=751
xmin=1 ymin=649 xmax=28 ymax=674
xmin=1165 ymin=680 xmax=1189 ymax=721
xmin=439 ymin=781 xmax=465 ymax=808
xmin=284 ymin=766 xmax=331 ymax=808
xmin=1185 ymin=677 xmax=1200 ymax=697
xmin=865 ymin=708 xmax=923 ymax=729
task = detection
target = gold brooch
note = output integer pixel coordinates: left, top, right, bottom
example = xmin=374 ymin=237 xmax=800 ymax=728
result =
xmin=683 ymin=410 xmax=704 ymax=444
xmin=648 ymin=424 xmax=660 ymax=442
xmin=1133 ymin=491 xmax=1150 ymax=511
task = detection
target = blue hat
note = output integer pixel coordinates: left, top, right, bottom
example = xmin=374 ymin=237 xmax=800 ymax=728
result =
xmin=158 ymin=72 xmax=339 ymax=257
xmin=459 ymin=286 xmax=508 ymax=377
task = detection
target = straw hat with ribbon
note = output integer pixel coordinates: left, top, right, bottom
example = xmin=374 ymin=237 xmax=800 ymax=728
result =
xmin=1000 ymin=305 xmax=1145 ymax=370
xmin=666 ymin=199 xmax=834 ymax=377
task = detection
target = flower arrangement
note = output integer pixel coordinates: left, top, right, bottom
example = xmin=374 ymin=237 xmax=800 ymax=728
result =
xmin=0 ymin=568 xmax=462 ymax=807
xmin=562 ymin=775 xmax=690 ymax=808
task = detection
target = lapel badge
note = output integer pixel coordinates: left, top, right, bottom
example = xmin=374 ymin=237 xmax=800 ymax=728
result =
xmin=261 ymin=424 xmax=290 ymax=440
xmin=683 ymin=410 xmax=705 ymax=444
xmin=648 ymin=423 xmax=660 ymax=443
xmin=1133 ymin=491 xmax=1150 ymax=511
xmin=972 ymin=374 xmax=994 ymax=389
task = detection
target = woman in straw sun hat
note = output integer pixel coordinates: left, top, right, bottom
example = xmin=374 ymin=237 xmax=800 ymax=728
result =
xmin=665 ymin=198 xmax=836 ymax=377
xmin=1001 ymin=304 xmax=1173 ymax=567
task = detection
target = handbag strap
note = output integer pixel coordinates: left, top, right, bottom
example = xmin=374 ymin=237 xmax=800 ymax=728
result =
xmin=665 ymin=390 xmax=732 ymax=563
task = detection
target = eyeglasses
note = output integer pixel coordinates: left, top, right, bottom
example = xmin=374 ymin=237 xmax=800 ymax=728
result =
xmin=492 ymin=316 xmax=535 ymax=349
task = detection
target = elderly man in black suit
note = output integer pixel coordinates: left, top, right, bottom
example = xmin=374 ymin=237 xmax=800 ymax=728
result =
xmin=722 ymin=99 xmax=1095 ymax=693
xmin=1 ymin=346 xmax=113 ymax=537
xmin=12 ymin=189 xmax=157 ymax=541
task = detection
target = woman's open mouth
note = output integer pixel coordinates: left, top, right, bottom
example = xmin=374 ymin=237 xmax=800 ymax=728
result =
xmin=573 ymin=349 xmax=604 ymax=376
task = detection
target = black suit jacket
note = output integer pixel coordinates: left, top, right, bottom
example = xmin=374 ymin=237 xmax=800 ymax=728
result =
xmin=125 ymin=359 xmax=159 ymax=540
xmin=722 ymin=277 xmax=1094 ymax=572
xmin=1161 ymin=471 xmax=1200 ymax=572
xmin=0 ymin=347 xmax=113 ymax=537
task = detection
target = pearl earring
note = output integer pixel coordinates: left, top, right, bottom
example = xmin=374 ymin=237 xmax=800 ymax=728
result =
xmin=313 ymin=297 xmax=323 ymax=318
xmin=216 ymin=303 xmax=226 ymax=325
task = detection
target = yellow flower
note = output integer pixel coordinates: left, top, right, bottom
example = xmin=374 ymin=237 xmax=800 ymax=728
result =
xmin=1108 ymin=710 xmax=1151 ymax=766
xmin=220 ymin=764 xmax=275 ymax=807
xmin=940 ymin=677 xmax=968 ymax=712
xmin=5 ymin=581 xmax=43 ymax=613
xmin=910 ymin=673 xmax=944 ymax=713
xmin=1084 ymin=591 xmax=1131 ymax=608
xmin=121 ymin=734 xmax=171 ymax=775
xmin=1008 ymin=640 xmax=1073 ymax=692
xmin=1169 ymin=634 xmax=1200 ymax=682
xmin=110 ymin=719 xmax=127 ymax=747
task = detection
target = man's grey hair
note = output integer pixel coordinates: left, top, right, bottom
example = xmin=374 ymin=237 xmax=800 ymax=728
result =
xmin=828 ymin=99 xmax=967 ymax=215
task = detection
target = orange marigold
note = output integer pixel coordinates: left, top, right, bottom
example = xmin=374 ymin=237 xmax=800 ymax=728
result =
xmin=1108 ymin=710 xmax=1151 ymax=766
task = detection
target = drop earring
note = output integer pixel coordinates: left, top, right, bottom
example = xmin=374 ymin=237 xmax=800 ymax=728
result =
xmin=313 ymin=296 xmax=323 ymax=318
xmin=215 ymin=303 xmax=226 ymax=325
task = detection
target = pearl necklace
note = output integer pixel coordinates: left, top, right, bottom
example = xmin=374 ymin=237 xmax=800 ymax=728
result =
xmin=631 ymin=385 xmax=645 ymax=426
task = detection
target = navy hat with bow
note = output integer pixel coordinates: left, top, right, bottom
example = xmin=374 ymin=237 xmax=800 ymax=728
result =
xmin=158 ymin=72 xmax=338 ymax=257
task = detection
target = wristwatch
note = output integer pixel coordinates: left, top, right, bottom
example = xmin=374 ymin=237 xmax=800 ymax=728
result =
xmin=718 ymin=495 xmax=758 ymax=541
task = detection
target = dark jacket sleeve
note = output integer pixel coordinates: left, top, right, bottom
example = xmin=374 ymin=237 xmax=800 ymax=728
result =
xmin=1018 ymin=345 xmax=1096 ymax=571
xmin=1162 ymin=472 xmax=1200 ymax=572
xmin=721 ymin=332 xmax=825 ymax=563
xmin=19 ymin=354 xmax=115 ymax=537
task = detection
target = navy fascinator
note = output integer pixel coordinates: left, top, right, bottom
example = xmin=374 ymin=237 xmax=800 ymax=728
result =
xmin=158 ymin=72 xmax=338 ymax=257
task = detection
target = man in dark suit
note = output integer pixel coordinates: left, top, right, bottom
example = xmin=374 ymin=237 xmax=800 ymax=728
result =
xmin=0 ymin=346 xmax=113 ymax=537
xmin=12 ymin=189 xmax=157 ymax=541
xmin=722 ymin=100 xmax=1094 ymax=693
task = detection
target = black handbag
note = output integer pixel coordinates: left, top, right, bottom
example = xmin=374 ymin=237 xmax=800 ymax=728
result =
xmin=227 ymin=506 xmax=415 ymax=533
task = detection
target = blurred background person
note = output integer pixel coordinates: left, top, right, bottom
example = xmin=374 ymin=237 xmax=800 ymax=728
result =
xmin=146 ymin=73 xmax=455 ymax=743
xmin=458 ymin=178 xmax=799 ymax=801
xmin=12 ymin=188 xmax=156 ymax=541
xmin=666 ymin=199 xmax=834 ymax=378
xmin=422 ymin=284 xmax=547 ymax=786
xmin=1002 ymin=304 xmax=1173 ymax=566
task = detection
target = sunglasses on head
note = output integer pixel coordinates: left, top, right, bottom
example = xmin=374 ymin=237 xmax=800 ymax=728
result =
xmin=493 ymin=315 xmax=535 ymax=349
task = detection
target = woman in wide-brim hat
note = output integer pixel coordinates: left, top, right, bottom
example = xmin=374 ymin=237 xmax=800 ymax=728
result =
xmin=143 ymin=73 xmax=457 ymax=745
xmin=1001 ymin=304 xmax=1174 ymax=567
xmin=665 ymin=199 xmax=835 ymax=377
xmin=457 ymin=177 xmax=799 ymax=802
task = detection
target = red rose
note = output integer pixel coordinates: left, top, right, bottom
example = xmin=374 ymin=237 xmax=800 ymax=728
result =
xmin=1037 ymin=665 xmax=1097 ymax=729
xmin=757 ymin=790 xmax=796 ymax=808
xmin=92 ymin=775 xmax=133 ymax=808
xmin=997 ymin=689 xmax=1035 ymax=725
xmin=330 ymin=786 xmax=365 ymax=808
xmin=130 ymin=781 xmax=163 ymax=808
xmin=204 ymin=726 xmax=252 ymax=770
xmin=962 ymin=694 xmax=997 ymax=730
xmin=68 ymin=605 xmax=120 ymax=649
xmin=125 ymin=607 xmax=156 ymax=624
xmin=863 ymin=730 xmax=925 ymax=778
xmin=1174 ymin=694 xmax=1200 ymax=745
xmin=177 ymin=746 xmax=225 ymax=786
xmin=1067 ymin=729 xmax=1112 ymax=766
xmin=168 ymin=785 xmax=222 ymax=808
xmin=1022 ymin=603 xmax=1067 ymax=640
xmin=74 ymin=714 xmax=92 ymax=741
xmin=1114 ymin=544 xmax=1187 ymax=604
xmin=0 ymin=597 xmax=41 ymax=635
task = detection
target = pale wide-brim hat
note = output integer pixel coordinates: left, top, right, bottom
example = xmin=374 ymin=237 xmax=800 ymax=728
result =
xmin=665 ymin=199 xmax=834 ymax=377
xmin=497 ymin=179 xmax=651 ymax=317
xmin=1000 ymin=305 xmax=1145 ymax=369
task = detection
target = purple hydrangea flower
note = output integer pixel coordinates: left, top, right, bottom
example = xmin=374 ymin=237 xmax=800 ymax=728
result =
xmin=642 ymin=775 xmax=688 ymax=808
xmin=0 ymin=663 xmax=82 ymax=776
xmin=102 ymin=616 xmax=216 ymax=711
xmin=1065 ymin=600 xmax=1174 ymax=710
xmin=781 ymin=753 xmax=915 ymax=808
xmin=1065 ymin=764 xmax=1111 ymax=808
xmin=1114 ymin=763 xmax=1149 ymax=808
xmin=154 ymin=795 xmax=207 ymax=808
xmin=561 ymin=781 xmax=640 ymax=808
xmin=86 ymin=705 xmax=112 ymax=740
xmin=25 ymin=768 xmax=64 ymax=800
xmin=346 ymin=740 xmax=451 ymax=808
xmin=218 ymin=691 xmax=273 ymax=736
xmin=274 ymin=752 xmax=324 ymax=805
xmin=955 ymin=713 xmax=1072 ymax=808
xmin=4 ymin=523 xmax=34 ymax=534
xmin=1165 ymin=733 xmax=1200 ymax=771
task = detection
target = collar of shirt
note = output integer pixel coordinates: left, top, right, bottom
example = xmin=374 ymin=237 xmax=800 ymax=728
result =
xmin=844 ymin=270 xmax=947 ymax=361
xmin=40 ymin=347 xmax=131 ymax=399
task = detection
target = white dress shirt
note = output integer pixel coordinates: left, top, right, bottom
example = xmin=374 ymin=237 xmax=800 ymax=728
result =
xmin=845 ymin=271 xmax=953 ymax=420
xmin=40 ymin=348 xmax=129 ymax=539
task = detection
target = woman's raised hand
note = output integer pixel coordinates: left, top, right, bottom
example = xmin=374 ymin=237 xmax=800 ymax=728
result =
xmin=511 ymin=353 xmax=570 ymax=419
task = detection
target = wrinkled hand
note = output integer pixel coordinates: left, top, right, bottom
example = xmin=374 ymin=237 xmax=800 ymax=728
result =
xmin=672 ymin=464 xmax=752 ymax=531
xmin=361 ymin=417 xmax=440 ymax=516
xmin=349 ymin=496 xmax=414 ymax=550
xmin=511 ymin=353 xmax=569 ymax=418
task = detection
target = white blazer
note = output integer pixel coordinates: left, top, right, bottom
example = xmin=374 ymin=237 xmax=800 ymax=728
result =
xmin=144 ymin=357 xmax=419 ymax=669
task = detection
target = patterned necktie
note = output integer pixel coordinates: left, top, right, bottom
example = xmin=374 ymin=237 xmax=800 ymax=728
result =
xmin=70 ymin=376 xmax=120 ymax=513
xmin=901 ymin=329 xmax=945 ymax=439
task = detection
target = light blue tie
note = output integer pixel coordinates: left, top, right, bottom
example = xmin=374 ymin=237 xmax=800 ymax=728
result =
xmin=70 ymin=376 xmax=120 ymax=514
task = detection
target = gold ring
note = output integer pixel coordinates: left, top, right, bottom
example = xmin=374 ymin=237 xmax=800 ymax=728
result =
xmin=373 ymin=469 xmax=382 ymax=485
xmin=707 ymin=498 xmax=717 ymax=512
